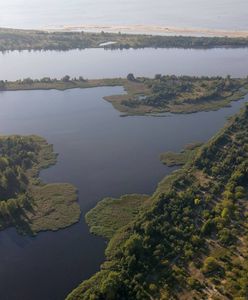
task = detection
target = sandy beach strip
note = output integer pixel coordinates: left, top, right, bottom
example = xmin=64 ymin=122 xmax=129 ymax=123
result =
xmin=45 ymin=24 xmax=248 ymax=38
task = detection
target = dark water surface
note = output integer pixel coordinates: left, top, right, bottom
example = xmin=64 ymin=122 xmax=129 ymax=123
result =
xmin=0 ymin=86 xmax=247 ymax=299
xmin=1 ymin=48 xmax=248 ymax=81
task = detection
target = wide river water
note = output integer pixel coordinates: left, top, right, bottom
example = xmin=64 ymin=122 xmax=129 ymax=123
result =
xmin=1 ymin=48 xmax=248 ymax=81
xmin=0 ymin=0 xmax=247 ymax=30
xmin=0 ymin=47 xmax=247 ymax=300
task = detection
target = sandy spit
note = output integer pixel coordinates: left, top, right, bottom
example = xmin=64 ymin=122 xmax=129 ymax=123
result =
xmin=44 ymin=24 xmax=248 ymax=38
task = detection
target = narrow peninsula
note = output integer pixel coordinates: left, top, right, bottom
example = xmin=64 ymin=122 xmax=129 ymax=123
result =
xmin=1 ymin=75 xmax=248 ymax=115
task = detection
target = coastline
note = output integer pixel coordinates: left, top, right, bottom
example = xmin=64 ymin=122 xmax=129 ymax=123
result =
xmin=1 ymin=27 xmax=248 ymax=52
xmin=46 ymin=24 xmax=248 ymax=38
xmin=67 ymin=102 xmax=248 ymax=300
xmin=0 ymin=134 xmax=80 ymax=235
xmin=2 ymin=76 xmax=248 ymax=115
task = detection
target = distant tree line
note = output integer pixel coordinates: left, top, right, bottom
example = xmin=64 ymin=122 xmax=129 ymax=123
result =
xmin=1 ymin=28 xmax=248 ymax=52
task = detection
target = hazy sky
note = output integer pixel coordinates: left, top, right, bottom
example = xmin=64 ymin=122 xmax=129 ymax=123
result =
xmin=0 ymin=0 xmax=247 ymax=30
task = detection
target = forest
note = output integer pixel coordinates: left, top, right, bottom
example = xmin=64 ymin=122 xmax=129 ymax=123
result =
xmin=1 ymin=28 xmax=248 ymax=51
xmin=0 ymin=135 xmax=80 ymax=234
xmin=67 ymin=104 xmax=248 ymax=299
xmin=0 ymin=136 xmax=42 ymax=230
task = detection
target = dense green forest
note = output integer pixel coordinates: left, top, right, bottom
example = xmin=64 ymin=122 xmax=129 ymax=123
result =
xmin=1 ymin=28 xmax=248 ymax=51
xmin=67 ymin=104 xmax=248 ymax=299
xmin=0 ymin=135 xmax=80 ymax=234
xmin=0 ymin=135 xmax=43 ymax=231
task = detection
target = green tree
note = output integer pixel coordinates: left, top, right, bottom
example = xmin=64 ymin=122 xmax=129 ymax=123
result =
xmin=202 ymin=257 xmax=221 ymax=274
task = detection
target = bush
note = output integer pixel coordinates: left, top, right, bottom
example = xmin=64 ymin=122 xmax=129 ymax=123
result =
xmin=202 ymin=257 xmax=222 ymax=275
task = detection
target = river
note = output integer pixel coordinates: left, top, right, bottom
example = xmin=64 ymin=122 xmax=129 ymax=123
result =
xmin=1 ymin=48 xmax=248 ymax=81
xmin=0 ymin=85 xmax=247 ymax=299
xmin=0 ymin=45 xmax=248 ymax=300
xmin=0 ymin=0 xmax=247 ymax=30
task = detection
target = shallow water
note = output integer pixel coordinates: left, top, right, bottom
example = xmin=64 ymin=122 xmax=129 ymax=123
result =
xmin=0 ymin=86 xmax=247 ymax=299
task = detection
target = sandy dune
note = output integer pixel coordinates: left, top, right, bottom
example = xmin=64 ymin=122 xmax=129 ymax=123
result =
xmin=47 ymin=24 xmax=248 ymax=38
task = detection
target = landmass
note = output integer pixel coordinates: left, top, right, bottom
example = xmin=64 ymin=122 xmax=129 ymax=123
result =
xmin=67 ymin=104 xmax=248 ymax=300
xmin=0 ymin=135 xmax=80 ymax=235
xmin=160 ymin=142 xmax=203 ymax=167
xmin=86 ymin=143 xmax=203 ymax=240
xmin=1 ymin=75 xmax=248 ymax=115
xmin=86 ymin=194 xmax=150 ymax=240
xmin=1 ymin=27 xmax=248 ymax=52
xmin=56 ymin=24 xmax=248 ymax=38
xmin=106 ymin=75 xmax=248 ymax=115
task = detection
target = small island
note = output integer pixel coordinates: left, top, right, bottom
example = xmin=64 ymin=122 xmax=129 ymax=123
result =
xmin=0 ymin=135 xmax=80 ymax=235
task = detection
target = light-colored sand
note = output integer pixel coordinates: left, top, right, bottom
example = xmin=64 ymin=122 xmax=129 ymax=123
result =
xmin=46 ymin=24 xmax=248 ymax=38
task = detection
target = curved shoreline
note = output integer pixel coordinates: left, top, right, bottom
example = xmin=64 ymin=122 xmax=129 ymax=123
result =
xmin=47 ymin=24 xmax=248 ymax=38
xmin=2 ymin=76 xmax=248 ymax=115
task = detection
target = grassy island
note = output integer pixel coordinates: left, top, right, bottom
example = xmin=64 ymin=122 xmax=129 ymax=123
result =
xmin=0 ymin=135 xmax=80 ymax=235
xmin=67 ymin=104 xmax=248 ymax=300
xmin=1 ymin=28 xmax=248 ymax=52
xmin=1 ymin=75 xmax=248 ymax=115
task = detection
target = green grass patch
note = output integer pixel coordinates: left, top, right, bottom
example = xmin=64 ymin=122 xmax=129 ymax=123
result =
xmin=160 ymin=142 xmax=203 ymax=167
xmin=86 ymin=194 xmax=150 ymax=239
xmin=27 ymin=183 xmax=80 ymax=233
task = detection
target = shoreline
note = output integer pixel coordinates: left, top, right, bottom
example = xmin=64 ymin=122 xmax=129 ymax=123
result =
xmin=1 ymin=76 xmax=248 ymax=115
xmin=0 ymin=135 xmax=80 ymax=235
xmin=1 ymin=27 xmax=248 ymax=52
xmin=67 ymin=100 xmax=248 ymax=300
xmin=45 ymin=24 xmax=248 ymax=38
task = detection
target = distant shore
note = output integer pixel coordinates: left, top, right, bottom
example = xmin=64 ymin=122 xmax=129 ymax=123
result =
xmin=1 ymin=27 xmax=248 ymax=52
xmin=47 ymin=24 xmax=248 ymax=38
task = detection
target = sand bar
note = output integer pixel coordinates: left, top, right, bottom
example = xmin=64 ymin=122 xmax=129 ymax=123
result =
xmin=45 ymin=24 xmax=248 ymax=38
